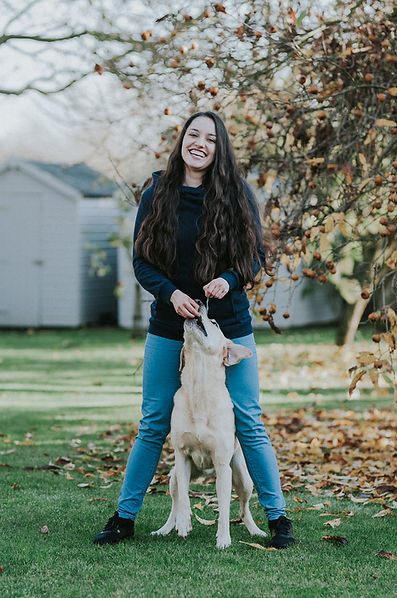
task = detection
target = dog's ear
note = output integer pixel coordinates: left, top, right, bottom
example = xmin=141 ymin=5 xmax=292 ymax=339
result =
xmin=223 ymin=341 xmax=252 ymax=366
xmin=179 ymin=347 xmax=186 ymax=371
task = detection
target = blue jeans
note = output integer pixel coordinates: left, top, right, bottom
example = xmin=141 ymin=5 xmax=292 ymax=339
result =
xmin=118 ymin=333 xmax=286 ymax=522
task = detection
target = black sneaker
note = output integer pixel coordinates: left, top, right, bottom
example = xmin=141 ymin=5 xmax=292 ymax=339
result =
xmin=93 ymin=511 xmax=134 ymax=545
xmin=268 ymin=516 xmax=296 ymax=548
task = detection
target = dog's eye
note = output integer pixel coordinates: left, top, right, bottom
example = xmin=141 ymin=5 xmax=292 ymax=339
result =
xmin=210 ymin=319 xmax=220 ymax=328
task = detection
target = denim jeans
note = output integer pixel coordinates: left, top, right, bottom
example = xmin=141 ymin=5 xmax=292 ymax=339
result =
xmin=118 ymin=332 xmax=286 ymax=522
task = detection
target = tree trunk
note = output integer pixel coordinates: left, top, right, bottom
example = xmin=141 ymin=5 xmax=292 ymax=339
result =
xmin=337 ymin=296 xmax=370 ymax=346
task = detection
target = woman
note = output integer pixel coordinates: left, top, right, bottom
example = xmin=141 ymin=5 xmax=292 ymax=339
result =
xmin=93 ymin=112 xmax=295 ymax=549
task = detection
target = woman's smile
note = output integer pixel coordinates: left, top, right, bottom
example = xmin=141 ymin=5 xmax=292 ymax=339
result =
xmin=181 ymin=115 xmax=216 ymax=181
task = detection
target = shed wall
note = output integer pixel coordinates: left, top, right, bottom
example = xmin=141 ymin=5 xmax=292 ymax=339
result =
xmin=0 ymin=169 xmax=80 ymax=327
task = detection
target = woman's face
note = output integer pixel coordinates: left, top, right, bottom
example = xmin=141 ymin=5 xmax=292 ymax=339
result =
xmin=181 ymin=116 xmax=217 ymax=175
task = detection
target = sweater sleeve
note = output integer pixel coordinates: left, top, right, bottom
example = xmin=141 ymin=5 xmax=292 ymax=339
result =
xmin=132 ymin=187 xmax=178 ymax=304
xmin=218 ymin=183 xmax=266 ymax=291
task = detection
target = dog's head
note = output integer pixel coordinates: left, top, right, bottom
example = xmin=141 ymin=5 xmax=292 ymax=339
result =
xmin=182 ymin=301 xmax=252 ymax=367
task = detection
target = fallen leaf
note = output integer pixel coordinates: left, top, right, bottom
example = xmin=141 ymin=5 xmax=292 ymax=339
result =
xmin=324 ymin=518 xmax=342 ymax=528
xmin=88 ymin=498 xmax=109 ymax=502
xmin=193 ymin=502 xmax=205 ymax=511
xmin=40 ymin=525 xmax=49 ymax=534
xmin=321 ymin=535 xmax=349 ymax=545
xmin=195 ymin=514 xmax=217 ymax=526
xmin=376 ymin=550 xmax=397 ymax=560
xmin=99 ymin=483 xmax=113 ymax=489
xmin=0 ymin=567 xmax=3 ymax=573
xmin=11 ymin=483 xmax=18 ymax=489
xmin=77 ymin=482 xmax=94 ymax=488
xmin=372 ymin=509 xmax=395 ymax=518
xmin=239 ymin=541 xmax=276 ymax=551
xmin=349 ymin=495 xmax=368 ymax=503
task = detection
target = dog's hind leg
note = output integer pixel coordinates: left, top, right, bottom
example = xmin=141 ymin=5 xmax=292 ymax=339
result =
xmin=215 ymin=460 xmax=233 ymax=549
xmin=231 ymin=449 xmax=267 ymax=537
xmin=174 ymin=451 xmax=193 ymax=538
xmin=151 ymin=467 xmax=178 ymax=536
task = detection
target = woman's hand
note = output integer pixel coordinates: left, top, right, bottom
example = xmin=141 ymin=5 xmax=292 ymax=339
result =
xmin=170 ymin=290 xmax=200 ymax=318
xmin=203 ymin=278 xmax=230 ymax=299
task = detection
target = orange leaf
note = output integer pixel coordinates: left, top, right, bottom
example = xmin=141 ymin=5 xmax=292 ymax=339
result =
xmin=376 ymin=550 xmax=397 ymax=559
xmin=214 ymin=3 xmax=226 ymax=13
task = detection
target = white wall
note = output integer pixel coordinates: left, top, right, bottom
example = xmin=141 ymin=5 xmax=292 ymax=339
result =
xmin=0 ymin=169 xmax=80 ymax=327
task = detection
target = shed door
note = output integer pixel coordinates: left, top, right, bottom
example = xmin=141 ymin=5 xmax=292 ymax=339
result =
xmin=0 ymin=193 xmax=42 ymax=327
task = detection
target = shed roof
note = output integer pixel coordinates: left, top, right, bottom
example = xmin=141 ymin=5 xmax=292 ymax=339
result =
xmin=29 ymin=161 xmax=118 ymax=198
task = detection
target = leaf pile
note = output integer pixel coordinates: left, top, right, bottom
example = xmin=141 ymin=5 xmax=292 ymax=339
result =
xmin=9 ymin=406 xmax=397 ymax=506
xmin=263 ymin=406 xmax=397 ymax=500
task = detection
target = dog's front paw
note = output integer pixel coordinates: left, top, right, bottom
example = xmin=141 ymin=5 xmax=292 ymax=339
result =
xmin=216 ymin=532 xmax=231 ymax=549
xmin=175 ymin=516 xmax=192 ymax=538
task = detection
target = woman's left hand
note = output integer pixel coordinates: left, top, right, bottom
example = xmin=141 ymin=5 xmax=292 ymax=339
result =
xmin=203 ymin=278 xmax=230 ymax=299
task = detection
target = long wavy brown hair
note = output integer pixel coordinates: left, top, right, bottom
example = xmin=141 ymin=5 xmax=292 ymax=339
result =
xmin=135 ymin=111 xmax=271 ymax=287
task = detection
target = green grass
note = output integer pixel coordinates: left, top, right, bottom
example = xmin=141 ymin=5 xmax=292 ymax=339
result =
xmin=0 ymin=328 xmax=396 ymax=598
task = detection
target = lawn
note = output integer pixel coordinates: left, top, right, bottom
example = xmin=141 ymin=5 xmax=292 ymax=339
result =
xmin=0 ymin=327 xmax=396 ymax=598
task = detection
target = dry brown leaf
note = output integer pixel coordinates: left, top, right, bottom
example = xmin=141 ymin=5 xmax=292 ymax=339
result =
xmin=324 ymin=518 xmax=342 ymax=528
xmin=195 ymin=514 xmax=217 ymax=526
xmin=357 ymin=352 xmax=376 ymax=367
xmin=239 ymin=541 xmax=276 ymax=551
xmin=349 ymin=495 xmax=368 ymax=503
xmin=321 ymin=535 xmax=349 ymax=545
xmin=376 ymin=550 xmax=397 ymax=559
xmin=381 ymin=332 xmax=396 ymax=351
xmin=349 ymin=369 xmax=366 ymax=394
xmin=385 ymin=250 xmax=397 ymax=270
xmin=372 ymin=509 xmax=395 ymax=518
xmin=40 ymin=525 xmax=49 ymax=534
xmin=375 ymin=118 xmax=397 ymax=127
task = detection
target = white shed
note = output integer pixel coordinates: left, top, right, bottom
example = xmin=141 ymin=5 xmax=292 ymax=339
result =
xmin=116 ymin=208 xmax=340 ymax=333
xmin=0 ymin=158 xmax=119 ymax=327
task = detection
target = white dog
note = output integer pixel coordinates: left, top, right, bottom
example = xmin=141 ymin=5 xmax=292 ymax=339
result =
xmin=152 ymin=301 xmax=266 ymax=548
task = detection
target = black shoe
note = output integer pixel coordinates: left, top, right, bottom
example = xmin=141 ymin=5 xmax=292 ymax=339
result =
xmin=93 ymin=511 xmax=134 ymax=545
xmin=268 ymin=516 xmax=296 ymax=549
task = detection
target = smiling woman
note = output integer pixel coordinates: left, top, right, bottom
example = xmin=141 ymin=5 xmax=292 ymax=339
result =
xmin=181 ymin=116 xmax=217 ymax=186
xmin=93 ymin=111 xmax=296 ymax=549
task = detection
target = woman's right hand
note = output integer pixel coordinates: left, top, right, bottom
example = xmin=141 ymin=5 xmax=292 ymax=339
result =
xmin=170 ymin=290 xmax=200 ymax=318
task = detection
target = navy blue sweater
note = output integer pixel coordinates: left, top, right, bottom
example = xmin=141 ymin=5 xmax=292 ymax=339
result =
xmin=133 ymin=171 xmax=266 ymax=341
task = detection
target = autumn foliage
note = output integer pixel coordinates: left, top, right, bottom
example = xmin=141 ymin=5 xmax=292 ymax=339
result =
xmin=96 ymin=0 xmax=397 ymax=394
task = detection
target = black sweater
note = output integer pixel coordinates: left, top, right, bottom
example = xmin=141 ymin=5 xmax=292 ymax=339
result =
xmin=132 ymin=171 xmax=266 ymax=341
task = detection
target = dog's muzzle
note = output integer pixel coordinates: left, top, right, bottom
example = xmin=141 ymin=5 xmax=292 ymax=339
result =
xmin=185 ymin=300 xmax=208 ymax=337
